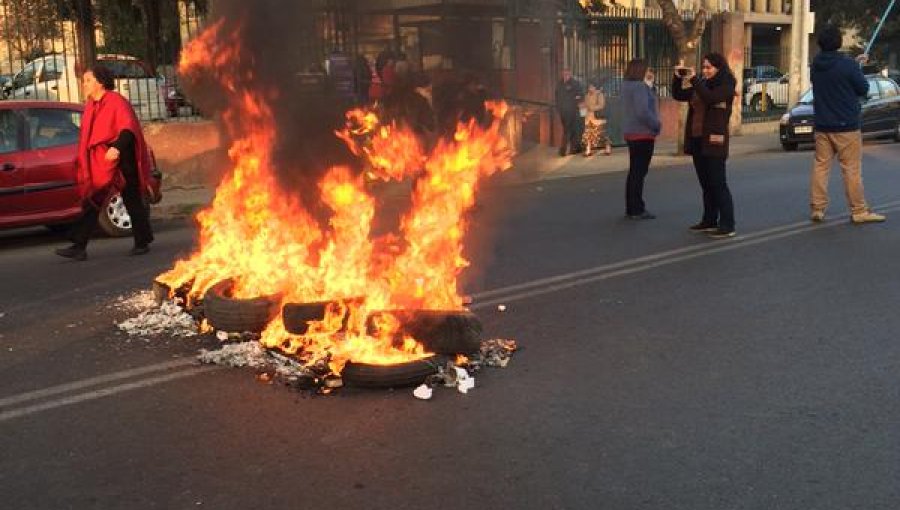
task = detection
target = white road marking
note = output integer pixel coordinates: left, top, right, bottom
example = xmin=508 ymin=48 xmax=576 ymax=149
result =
xmin=0 ymin=366 xmax=220 ymax=423
xmin=0 ymin=358 xmax=196 ymax=409
xmin=1 ymin=203 xmax=897 ymax=422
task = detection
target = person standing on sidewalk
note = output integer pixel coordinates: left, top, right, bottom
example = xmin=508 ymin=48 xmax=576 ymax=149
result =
xmin=55 ymin=65 xmax=154 ymax=261
xmin=621 ymin=59 xmax=660 ymax=220
xmin=672 ymin=53 xmax=737 ymax=239
xmin=809 ymin=25 xmax=885 ymax=224
xmin=581 ymin=82 xmax=612 ymax=157
xmin=555 ymin=68 xmax=584 ymax=157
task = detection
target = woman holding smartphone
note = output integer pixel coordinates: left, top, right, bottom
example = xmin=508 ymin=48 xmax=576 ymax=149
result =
xmin=672 ymin=53 xmax=738 ymax=239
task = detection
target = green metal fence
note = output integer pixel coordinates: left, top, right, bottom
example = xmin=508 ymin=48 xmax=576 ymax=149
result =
xmin=741 ymin=46 xmax=793 ymax=123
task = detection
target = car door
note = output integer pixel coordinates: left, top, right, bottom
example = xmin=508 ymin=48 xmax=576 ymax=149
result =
xmin=861 ymin=79 xmax=884 ymax=134
xmin=20 ymin=107 xmax=83 ymax=216
xmin=10 ymin=62 xmax=37 ymax=100
xmin=0 ymin=108 xmax=25 ymax=218
xmin=876 ymin=79 xmax=900 ymax=132
xmin=34 ymin=56 xmax=70 ymax=103
xmin=109 ymin=59 xmax=164 ymax=120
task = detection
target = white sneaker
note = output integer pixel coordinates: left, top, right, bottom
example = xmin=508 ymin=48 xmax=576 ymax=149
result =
xmin=851 ymin=211 xmax=886 ymax=224
xmin=810 ymin=211 xmax=825 ymax=222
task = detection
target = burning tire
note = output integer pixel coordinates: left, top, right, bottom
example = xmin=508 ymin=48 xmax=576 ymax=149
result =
xmin=368 ymin=310 xmax=483 ymax=355
xmin=203 ymin=280 xmax=280 ymax=333
xmin=341 ymin=355 xmax=443 ymax=388
xmin=281 ymin=298 xmax=361 ymax=335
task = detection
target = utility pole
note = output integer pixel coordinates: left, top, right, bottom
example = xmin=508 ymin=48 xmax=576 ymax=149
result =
xmin=787 ymin=0 xmax=806 ymax=107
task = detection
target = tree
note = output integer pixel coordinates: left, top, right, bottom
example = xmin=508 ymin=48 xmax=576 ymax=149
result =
xmin=811 ymin=0 xmax=899 ymax=60
xmin=656 ymin=0 xmax=708 ymax=67
xmin=654 ymin=0 xmax=709 ymax=151
xmin=95 ymin=0 xmax=190 ymax=69
xmin=0 ymin=0 xmax=64 ymax=61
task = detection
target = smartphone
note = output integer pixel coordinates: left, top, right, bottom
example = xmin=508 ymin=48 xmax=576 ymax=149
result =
xmin=676 ymin=68 xmax=689 ymax=77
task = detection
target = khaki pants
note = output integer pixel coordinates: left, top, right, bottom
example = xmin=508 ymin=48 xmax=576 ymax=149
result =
xmin=810 ymin=131 xmax=868 ymax=215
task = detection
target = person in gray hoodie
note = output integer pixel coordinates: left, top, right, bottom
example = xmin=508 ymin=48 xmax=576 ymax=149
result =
xmin=621 ymin=59 xmax=661 ymax=219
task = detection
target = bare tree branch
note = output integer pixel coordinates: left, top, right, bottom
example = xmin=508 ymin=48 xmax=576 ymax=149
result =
xmin=686 ymin=8 xmax=708 ymax=49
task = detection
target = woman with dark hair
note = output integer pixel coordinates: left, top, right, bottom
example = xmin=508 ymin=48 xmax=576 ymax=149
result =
xmin=620 ymin=59 xmax=660 ymax=220
xmin=672 ymin=53 xmax=738 ymax=238
xmin=55 ymin=65 xmax=155 ymax=260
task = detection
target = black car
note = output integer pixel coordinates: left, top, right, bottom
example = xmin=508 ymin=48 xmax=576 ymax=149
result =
xmin=779 ymin=75 xmax=900 ymax=150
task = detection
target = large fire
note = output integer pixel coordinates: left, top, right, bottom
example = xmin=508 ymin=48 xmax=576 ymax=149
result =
xmin=157 ymin=21 xmax=512 ymax=373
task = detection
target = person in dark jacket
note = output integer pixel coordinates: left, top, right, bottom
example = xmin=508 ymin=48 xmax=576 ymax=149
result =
xmin=809 ymin=24 xmax=885 ymax=224
xmin=672 ymin=53 xmax=738 ymax=239
xmin=555 ymin=68 xmax=584 ymax=156
xmin=621 ymin=59 xmax=661 ymax=220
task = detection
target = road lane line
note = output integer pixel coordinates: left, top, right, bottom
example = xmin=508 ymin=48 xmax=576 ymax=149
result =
xmin=0 ymin=358 xmax=196 ymax=409
xmin=470 ymin=203 xmax=900 ymax=309
xmin=470 ymin=199 xmax=900 ymax=302
xmin=3 ymin=202 xmax=898 ymax=421
xmin=0 ymin=366 xmax=220 ymax=423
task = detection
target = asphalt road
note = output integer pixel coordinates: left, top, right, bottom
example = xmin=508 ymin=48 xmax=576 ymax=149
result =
xmin=2 ymin=141 xmax=900 ymax=509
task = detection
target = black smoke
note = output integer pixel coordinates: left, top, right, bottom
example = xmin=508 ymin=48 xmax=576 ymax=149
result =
xmin=180 ymin=0 xmax=358 ymax=214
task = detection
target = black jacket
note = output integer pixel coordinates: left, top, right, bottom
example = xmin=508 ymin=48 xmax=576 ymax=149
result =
xmin=555 ymin=78 xmax=584 ymax=115
xmin=672 ymin=71 xmax=737 ymax=158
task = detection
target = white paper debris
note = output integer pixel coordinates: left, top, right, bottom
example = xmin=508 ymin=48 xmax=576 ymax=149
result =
xmin=0 ymin=312 xmax=5 ymax=319
xmin=198 ymin=342 xmax=317 ymax=381
xmin=216 ymin=331 xmax=229 ymax=342
xmin=413 ymin=384 xmax=433 ymax=400
xmin=458 ymin=377 xmax=475 ymax=394
xmin=113 ymin=290 xmax=158 ymax=313
xmin=497 ymin=304 xmax=507 ymax=312
xmin=198 ymin=341 xmax=268 ymax=368
xmin=453 ymin=366 xmax=475 ymax=394
xmin=117 ymin=300 xmax=198 ymax=338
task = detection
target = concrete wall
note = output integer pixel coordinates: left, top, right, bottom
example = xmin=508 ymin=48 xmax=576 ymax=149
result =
xmin=143 ymin=121 xmax=227 ymax=188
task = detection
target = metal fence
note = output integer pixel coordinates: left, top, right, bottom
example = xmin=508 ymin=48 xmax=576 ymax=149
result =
xmin=561 ymin=7 xmax=712 ymax=100
xmin=0 ymin=0 xmax=205 ymax=123
xmin=558 ymin=7 xmax=712 ymax=144
xmin=741 ymin=46 xmax=792 ymax=123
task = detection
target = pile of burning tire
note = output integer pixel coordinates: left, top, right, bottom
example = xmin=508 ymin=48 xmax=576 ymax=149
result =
xmin=155 ymin=278 xmax=482 ymax=388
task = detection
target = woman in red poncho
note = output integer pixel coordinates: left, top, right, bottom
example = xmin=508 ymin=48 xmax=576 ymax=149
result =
xmin=55 ymin=65 xmax=154 ymax=261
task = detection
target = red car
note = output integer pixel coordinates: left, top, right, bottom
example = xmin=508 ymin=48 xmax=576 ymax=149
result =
xmin=0 ymin=100 xmax=162 ymax=236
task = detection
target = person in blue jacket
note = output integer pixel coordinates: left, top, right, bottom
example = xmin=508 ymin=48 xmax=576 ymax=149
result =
xmin=620 ymin=59 xmax=661 ymax=220
xmin=809 ymin=24 xmax=885 ymax=224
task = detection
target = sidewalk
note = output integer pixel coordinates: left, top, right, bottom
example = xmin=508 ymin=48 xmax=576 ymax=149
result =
xmin=153 ymin=132 xmax=784 ymax=220
xmin=505 ymin=131 xmax=784 ymax=184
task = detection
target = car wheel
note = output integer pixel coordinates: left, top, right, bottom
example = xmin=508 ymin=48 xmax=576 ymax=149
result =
xmin=750 ymin=94 xmax=774 ymax=112
xmin=750 ymin=94 xmax=762 ymax=111
xmin=98 ymin=193 xmax=133 ymax=237
xmin=781 ymin=142 xmax=799 ymax=151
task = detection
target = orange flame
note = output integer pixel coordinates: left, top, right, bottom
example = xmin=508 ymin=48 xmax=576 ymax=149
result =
xmin=158 ymin=22 xmax=513 ymax=371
